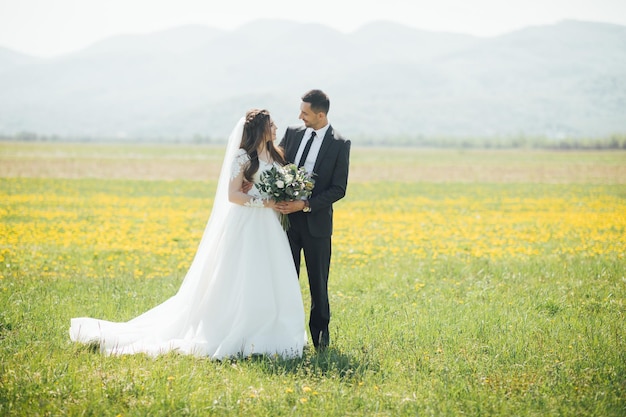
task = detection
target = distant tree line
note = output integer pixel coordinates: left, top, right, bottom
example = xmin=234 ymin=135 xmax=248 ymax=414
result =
xmin=0 ymin=132 xmax=223 ymax=145
xmin=2 ymin=131 xmax=626 ymax=150
xmin=352 ymin=133 xmax=626 ymax=150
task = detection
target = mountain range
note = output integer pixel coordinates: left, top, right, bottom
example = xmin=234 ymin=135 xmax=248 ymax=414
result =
xmin=1 ymin=19 xmax=625 ymax=141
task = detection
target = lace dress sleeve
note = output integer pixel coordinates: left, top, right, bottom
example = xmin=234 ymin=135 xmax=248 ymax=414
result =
xmin=230 ymin=149 xmax=248 ymax=180
xmin=230 ymin=149 xmax=265 ymax=208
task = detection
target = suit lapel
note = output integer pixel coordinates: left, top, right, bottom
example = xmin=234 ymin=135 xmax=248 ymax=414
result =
xmin=290 ymin=128 xmax=307 ymax=163
xmin=313 ymin=125 xmax=334 ymax=173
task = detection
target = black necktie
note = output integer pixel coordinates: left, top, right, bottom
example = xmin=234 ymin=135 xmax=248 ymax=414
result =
xmin=297 ymin=131 xmax=316 ymax=168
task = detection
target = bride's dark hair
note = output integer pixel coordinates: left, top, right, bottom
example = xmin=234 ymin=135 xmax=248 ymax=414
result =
xmin=240 ymin=109 xmax=286 ymax=182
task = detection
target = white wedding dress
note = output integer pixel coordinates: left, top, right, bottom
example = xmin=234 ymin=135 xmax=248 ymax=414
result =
xmin=69 ymin=118 xmax=306 ymax=359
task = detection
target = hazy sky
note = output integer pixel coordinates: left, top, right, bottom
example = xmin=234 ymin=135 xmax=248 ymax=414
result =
xmin=1 ymin=0 xmax=626 ymax=57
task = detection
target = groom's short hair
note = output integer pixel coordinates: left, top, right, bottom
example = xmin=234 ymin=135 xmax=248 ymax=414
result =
xmin=302 ymin=89 xmax=330 ymax=115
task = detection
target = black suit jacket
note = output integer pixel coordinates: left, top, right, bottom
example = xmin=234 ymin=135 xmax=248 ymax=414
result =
xmin=280 ymin=125 xmax=351 ymax=238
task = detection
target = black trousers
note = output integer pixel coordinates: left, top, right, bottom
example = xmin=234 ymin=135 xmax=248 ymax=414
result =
xmin=286 ymin=212 xmax=332 ymax=347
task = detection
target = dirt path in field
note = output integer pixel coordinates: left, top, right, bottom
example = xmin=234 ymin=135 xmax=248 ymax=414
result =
xmin=1 ymin=143 xmax=625 ymax=183
xmin=0 ymin=158 xmax=222 ymax=181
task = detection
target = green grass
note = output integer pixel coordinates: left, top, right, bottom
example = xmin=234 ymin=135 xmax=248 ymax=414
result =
xmin=1 ymin=145 xmax=625 ymax=416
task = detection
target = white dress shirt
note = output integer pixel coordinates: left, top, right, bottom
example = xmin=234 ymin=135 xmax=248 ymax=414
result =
xmin=294 ymin=124 xmax=329 ymax=174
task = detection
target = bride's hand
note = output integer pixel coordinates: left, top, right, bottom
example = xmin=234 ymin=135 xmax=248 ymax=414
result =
xmin=264 ymin=199 xmax=277 ymax=209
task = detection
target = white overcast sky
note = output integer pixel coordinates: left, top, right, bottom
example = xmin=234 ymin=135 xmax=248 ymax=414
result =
xmin=1 ymin=0 xmax=625 ymax=57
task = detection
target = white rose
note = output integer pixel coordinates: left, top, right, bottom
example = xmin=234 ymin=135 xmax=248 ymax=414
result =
xmin=276 ymin=180 xmax=285 ymax=188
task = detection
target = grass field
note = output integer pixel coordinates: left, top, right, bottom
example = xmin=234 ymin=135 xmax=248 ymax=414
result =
xmin=1 ymin=141 xmax=625 ymax=416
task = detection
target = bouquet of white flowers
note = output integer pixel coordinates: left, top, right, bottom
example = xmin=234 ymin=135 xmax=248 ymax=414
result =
xmin=256 ymin=163 xmax=315 ymax=230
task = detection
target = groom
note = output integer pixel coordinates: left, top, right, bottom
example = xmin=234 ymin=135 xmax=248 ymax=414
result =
xmin=276 ymin=89 xmax=351 ymax=351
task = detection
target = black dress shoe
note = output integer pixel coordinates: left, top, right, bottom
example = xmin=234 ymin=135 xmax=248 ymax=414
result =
xmin=316 ymin=330 xmax=330 ymax=351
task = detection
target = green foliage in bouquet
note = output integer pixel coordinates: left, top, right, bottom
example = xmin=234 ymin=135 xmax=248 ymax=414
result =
xmin=256 ymin=163 xmax=315 ymax=230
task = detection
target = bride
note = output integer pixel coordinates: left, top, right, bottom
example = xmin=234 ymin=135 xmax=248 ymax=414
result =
xmin=70 ymin=109 xmax=307 ymax=359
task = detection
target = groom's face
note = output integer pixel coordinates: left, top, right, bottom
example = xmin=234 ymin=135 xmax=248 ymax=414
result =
xmin=299 ymin=102 xmax=321 ymax=130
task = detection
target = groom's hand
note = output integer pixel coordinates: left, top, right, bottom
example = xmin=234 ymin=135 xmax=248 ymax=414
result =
xmin=276 ymin=200 xmax=306 ymax=214
xmin=241 ymin=181 xmax=253 ymax=194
